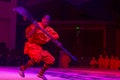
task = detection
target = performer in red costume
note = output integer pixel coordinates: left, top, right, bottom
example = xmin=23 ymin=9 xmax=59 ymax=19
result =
xmin=19 ymin=14 xmax=59 ymax=79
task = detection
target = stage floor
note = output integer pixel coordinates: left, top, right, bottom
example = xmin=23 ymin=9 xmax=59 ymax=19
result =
xmin=0 ymin=66 xmax=120 ymax=80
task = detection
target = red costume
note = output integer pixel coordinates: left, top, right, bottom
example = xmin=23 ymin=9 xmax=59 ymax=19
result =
xmin=98 ymin=55 xmax=104 ymax=69
xmin=104 ymin=57 xmax=110 ymax=69
xmin=90 ymin=57 xmax=97 ymax=68
xmin=24 ymin=22 xmax=59 ymax=63
xmin=19 ymin=15 xmax=59 ymax=79
xmin=110 ymin=56 xmax=115 ymax=69
xmin=59 ymin=50 xmax=71 ymax=68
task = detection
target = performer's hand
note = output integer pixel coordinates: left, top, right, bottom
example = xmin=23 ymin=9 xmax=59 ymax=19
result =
xmin=57 ymin=42 xmax=62 ymax=47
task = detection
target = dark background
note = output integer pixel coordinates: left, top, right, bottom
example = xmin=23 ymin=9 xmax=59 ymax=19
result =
xmin=4 ymin=0 xmax=119 ymax=67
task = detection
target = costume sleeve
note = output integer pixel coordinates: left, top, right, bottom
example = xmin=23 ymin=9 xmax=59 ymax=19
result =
xmin=24 ymin=42 xmax=30 ymax=54
xmin=47 ymin=27 xmax=59 ymax=40
xmin=25 ymin=24 xmax=35 ymax=39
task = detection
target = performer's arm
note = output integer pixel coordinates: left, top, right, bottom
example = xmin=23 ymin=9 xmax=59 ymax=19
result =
xmin=47 ymin=27 xmax=59 ymax=40
xmin=47 ymin=27 xmax=62 ymax=47
xmin=26 ymin=24 xmax=37 ymax=38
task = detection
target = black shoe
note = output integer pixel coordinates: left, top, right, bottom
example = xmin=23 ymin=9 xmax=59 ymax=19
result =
xmin=19 ymin=70 xmax=25 ymax=77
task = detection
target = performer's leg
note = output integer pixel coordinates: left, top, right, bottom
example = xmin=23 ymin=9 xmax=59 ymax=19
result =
xmin=20 ymin=42 xmax=43 ymax=77
xmin=20 ymin=58 xmax=36 ymax=71
xmin=38 ymin=50 xmax=55 ymax=77
xmin=38 ymin=63 xmax=50 ymax=76
xmin=19 ymin=59 xmax=36 ymax=77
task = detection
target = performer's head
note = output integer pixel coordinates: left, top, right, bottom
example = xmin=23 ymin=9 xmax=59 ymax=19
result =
xmin=42 ymin=14 xmax=51 ymax=27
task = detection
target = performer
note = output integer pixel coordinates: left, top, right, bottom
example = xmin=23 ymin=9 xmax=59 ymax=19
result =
xmin=98 ymin=54 xmax=104 ymax=69
xmin=110 ymin=56 xmax=115 ymax=69
xmin=104 ymin=56 xmax=110 ymax=69
xmin=90 ymin=56 xmax=97 ymax=68
xmin=19 ymin=15 xmax=59 ymax=79
xmin=114 ymin=56 xmax=119 ymax=70
xmin=59 ymin=50 xmax=71 ymax=68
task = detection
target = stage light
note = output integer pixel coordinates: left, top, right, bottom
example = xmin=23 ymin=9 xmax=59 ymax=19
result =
xmin=76 ymin=26 xmax=80 ymax=30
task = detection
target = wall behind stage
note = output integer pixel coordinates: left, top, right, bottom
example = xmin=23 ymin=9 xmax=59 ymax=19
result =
xmin=0 ymin=0 xmax=17 ymax=50
xmin=116 ymin=29 xmax=120 ymax=58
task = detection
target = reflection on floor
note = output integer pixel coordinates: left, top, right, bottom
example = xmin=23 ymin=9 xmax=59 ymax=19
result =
xmin=0 ymin=67 xmax=120 ymax=80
